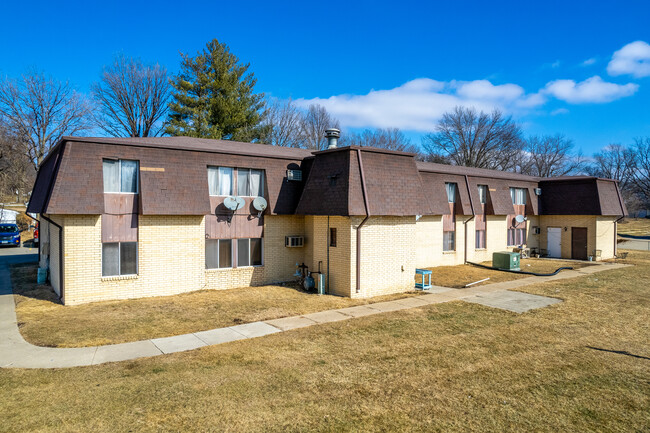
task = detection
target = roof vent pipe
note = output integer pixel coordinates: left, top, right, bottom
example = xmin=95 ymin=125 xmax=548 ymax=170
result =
xmin=325 ymin=128 xmax=340 ymax=149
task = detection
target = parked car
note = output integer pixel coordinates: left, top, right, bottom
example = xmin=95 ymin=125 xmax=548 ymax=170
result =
xmin=0 ymin=223 xmax=21 ymax=247
xmin=33 ymin=223 xmax=39 ymax=245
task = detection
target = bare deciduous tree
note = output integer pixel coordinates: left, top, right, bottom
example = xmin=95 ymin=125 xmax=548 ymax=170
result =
xmin=300 ymin=104 xmax=340 ymax=150
xmin=0 ymin=71 xmax=91 ymax=169
xmin=261 ymin=98 xmax=303 ymax=147
xmin=422 ymin=106 xmax=524 ymax=170
xmin=523 ymin=134 xmax=584 ymax=177
xmin=0 ymin=121 xmax=33 ymax=201
xmin=633 ymin=137 xmax=650 ymax=205
xmin=587 ymin=143 xmax=637 ymax=190
xmin=92 ymin=56 xmax=171 ymax=137
xmin=341 ymin=127 xmax=418 ymax=153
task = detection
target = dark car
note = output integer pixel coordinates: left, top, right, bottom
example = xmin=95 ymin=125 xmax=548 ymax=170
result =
xmin=0 ymin=223 xmax=21 ymax=247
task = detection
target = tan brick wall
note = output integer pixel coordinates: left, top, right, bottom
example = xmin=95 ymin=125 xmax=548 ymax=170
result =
xmin=304 ymin=215 xmax=352 ymax=297
xmin=60 ymin=214 xmax=306 ymax=305
xmin=352 ymin=216 xmax=417 ymax=298
xmin=538 ymin=215 xmax=615 ymax=260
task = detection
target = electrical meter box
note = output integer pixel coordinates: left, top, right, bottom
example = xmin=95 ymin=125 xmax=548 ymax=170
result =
xmin=493 ymin=251 xmax=521 ymax=270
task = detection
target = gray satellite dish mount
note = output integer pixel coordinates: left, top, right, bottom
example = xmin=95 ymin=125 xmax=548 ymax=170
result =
xmin=223 ymin=196 xmax=245 ymax=222
xmin=252 ymin=196 xmax=268 ymax=218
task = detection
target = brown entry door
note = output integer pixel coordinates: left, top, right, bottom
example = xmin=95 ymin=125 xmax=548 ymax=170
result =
xmin=571 ymin=227 xmax=588 ymax=260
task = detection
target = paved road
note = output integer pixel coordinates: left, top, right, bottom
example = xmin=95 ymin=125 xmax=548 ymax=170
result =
xmin=0 ymin=243 xmax=38 ymax=258
xmin=618 ymin=239 xmax=650 ymax=251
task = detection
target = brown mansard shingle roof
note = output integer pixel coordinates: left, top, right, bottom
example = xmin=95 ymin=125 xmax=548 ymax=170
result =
xmin=28 ymin=136 xmax=627 ymax=217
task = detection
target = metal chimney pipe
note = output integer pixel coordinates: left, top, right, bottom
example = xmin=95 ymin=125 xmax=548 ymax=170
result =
xmin=325 ymin=128 xmax=340 ymax=149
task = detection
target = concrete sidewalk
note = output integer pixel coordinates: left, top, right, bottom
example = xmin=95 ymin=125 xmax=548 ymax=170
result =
xmin=0 ymin=258 xmax=629 ymax=369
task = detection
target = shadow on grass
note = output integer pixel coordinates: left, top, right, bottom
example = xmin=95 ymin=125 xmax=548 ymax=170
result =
xmin=10 ymin=263 xmax=61 ymax=305
xmin=586 ymin=346 xmax=650 ymax=360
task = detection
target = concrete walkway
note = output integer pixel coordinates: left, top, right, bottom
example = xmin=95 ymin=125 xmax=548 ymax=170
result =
xmin=0 ymin=256 xmax=629 ymax=369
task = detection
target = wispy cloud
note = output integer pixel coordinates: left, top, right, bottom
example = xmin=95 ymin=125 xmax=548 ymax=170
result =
xmin=607 ymin=40 xmax=650 ymax=78
xmin=544 ymin=76 xmax=638 ymax=104
xmin=581 ymin=57 xmax=597 ymax=66
xmin=551 ymin=108 xmax=569 ymax=116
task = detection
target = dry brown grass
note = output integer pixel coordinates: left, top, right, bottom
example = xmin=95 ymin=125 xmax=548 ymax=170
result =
xmin=421 ymin=258 xmax=593 ymax=288
xmin=1 ymin=251 xmax=647 ymax=432
xmin=617 ymin=217 xmax=650 ymax=237
xmin=11 ymin=264 xmax=419 ymax=348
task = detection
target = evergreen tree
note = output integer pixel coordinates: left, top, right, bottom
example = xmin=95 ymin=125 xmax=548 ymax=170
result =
xmin=165 ymin=39 xmax=266 ymax=140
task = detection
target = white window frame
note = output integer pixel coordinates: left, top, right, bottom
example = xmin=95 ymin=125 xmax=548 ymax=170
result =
xmin=101 ymin=241 xmax=138 ymax=276
xmin=446 ymin=183 xmax=457 ymax=203
xmin=207 ymin=166 xmax=234 ymax=197
xmin=478 ymin=185 xmax=488 ymax=205
xmin=510 ymin=187 xmax=527 ymax=205
xmin=206 ymin=238 xmax=234 ymax=269
xmin=103 ymin=159 xmax=139 ymax=194
xmin=236 ymin=237 xmax=264 ymax=267
xmin=237 ymin=168 xmax=264 ymax=197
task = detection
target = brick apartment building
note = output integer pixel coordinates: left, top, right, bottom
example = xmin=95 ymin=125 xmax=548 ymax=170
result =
xmin=28 ymin=136 xmax=627 ymax=305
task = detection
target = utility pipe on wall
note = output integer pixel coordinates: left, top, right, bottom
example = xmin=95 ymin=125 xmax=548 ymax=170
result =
xmin=356 ymin=148 xmax=370 ymax=294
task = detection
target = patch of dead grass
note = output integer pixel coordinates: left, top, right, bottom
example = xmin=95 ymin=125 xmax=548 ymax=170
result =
xmin=1 ymin=250 xmax=647 ymax=432
xmin=617 ymin=217 xmax=650 ymax=237
xmin=10 ymin=264 xmax=419 ymax=348
xmin=421 ymin=258 xmax=593 ymax=288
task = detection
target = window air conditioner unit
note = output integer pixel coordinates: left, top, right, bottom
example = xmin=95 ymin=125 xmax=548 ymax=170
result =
xmin=285 ymin=235 xmax=304 ymax=248
xmin=287 ymin=169 xmax=302 ymax=181
xmin=532 ymin=226 xmax=541 ymax=235
xmin=534 ymin=188 xmax=542 ymax=196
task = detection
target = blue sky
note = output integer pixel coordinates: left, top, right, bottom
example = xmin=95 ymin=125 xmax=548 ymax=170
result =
xmin=1 ymin=0 xmax=649 ymax=154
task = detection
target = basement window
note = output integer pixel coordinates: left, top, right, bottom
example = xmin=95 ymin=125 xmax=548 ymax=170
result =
xmin=103 ymin=159 xmax=139 ymax=193
xmin=102 ymin=242 xmax=137 ymax=276
xmin=329 ymin=228 xmax=337 ymax=247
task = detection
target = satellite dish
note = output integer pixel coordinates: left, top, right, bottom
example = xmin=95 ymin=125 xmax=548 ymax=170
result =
xmin=223 ymin=196 xmax=239 ymax=211
xmin=515 ymin=214 xmax=526 ymax=224
xmin=252 ymin=196 xmax=267 ymax=218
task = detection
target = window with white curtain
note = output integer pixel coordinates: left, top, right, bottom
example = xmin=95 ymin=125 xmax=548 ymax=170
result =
xmin=507 ymin=228 xmax=527 ymax=246
xmin=103 ymin=159 xmax=139 ymax=193
xmin=478 ymin=185 xmax=488 ymax=204
xmin=207 ymin=167 xmax=234 ymax=196
xmin=102 ymin=242 xmax=138 ymax=276
xmin=237 ymin=169 xmax=264 ymax=196
xmin=445 ymin=182 xmax=457 ymax=203
xmin=510 ymin=187 xmax=527 ymax=205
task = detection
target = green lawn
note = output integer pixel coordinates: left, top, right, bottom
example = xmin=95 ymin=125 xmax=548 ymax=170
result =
xmin=1 ymin=250 xmax=648 ymax=432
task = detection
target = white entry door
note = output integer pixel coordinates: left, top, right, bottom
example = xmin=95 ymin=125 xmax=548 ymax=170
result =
xmin=547 ymin=227 xmax=562 ymax=258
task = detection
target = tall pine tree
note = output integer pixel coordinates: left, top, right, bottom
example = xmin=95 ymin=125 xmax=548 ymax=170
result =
xmin=165 ymin=39 xmax=266 ymax=141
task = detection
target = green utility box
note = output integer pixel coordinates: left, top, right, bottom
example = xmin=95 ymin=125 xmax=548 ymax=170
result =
xmin=493 ymin=251 xmax=521 ymax=270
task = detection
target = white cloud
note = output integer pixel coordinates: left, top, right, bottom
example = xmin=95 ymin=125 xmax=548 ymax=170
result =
xmin=294 ymin=78 xmax=545 ymax=132
xmin=581 ymin=57 xmax=597 ymax=66
xmin=551 ymin=108 xmax=569 ymax=116
xmin=607 ymin=40 xmax=650 ymax=78
xmin=543 ymin=76 xmax=638 ymax=104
